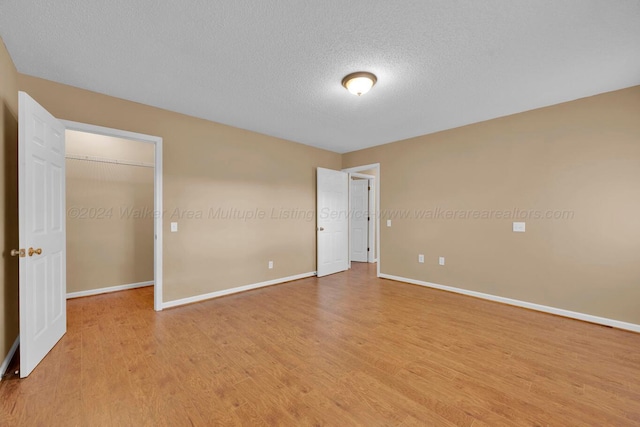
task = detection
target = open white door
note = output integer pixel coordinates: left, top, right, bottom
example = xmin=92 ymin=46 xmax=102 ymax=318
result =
xmin=17 ymin=92 xmax=66 ymax=378
xmin=317 ymin=168 xmax=349 ymax=277
xmin=350 ymin=179 xmax=368 ymax=262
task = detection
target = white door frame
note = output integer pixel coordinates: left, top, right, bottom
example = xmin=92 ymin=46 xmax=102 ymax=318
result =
xmin=342 ymin=163 xmax=380 ymax=277
xmin=61 ymin=120 xmax=164 ymax=311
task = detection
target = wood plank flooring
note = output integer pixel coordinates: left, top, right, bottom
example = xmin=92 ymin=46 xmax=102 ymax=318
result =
xmin=1 ymin=262 xmax=640 ymax=426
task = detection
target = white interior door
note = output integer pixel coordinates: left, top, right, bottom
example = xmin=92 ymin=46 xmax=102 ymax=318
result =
xmin=350 ymin=179 xmax=368 ymax=262
xmin=317 ymin=168 xmax=349 ymax=277
xmin=18 ymin=91 xmax=66 ymax=378
xmin=367 ymin=178 xmax=376 ymax=263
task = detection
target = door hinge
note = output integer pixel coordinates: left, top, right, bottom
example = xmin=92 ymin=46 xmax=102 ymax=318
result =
xmin=368 ymin=186 xmax=371 ymax=191
xmin=367 ymin=217 xmax=370 ymax=221
xmin=367 ymin=248 xmax=370 ymax=252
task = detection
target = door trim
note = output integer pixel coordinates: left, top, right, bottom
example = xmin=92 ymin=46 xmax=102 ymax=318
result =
xmin=342 ymin=164 xmax=381 ymax=278
xmin=60 ymin=120 xmax=164 ymax=311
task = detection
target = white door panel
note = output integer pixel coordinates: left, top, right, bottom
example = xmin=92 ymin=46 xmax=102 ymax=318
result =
xmin=317 ymin=168 xmax=349 ymax=277
xmin=18 ymin=91 xmax=66 ymax=378
xmin=350 ymin=179 xmax=368 ymax=262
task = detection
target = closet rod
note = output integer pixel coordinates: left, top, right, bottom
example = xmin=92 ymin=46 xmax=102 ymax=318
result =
xmin=65 ymin=153 xmax=154 ymax=168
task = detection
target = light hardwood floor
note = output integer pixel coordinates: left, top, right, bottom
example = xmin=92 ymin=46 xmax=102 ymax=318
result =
xmin=1 ymin=263 xmax=640 ymax=426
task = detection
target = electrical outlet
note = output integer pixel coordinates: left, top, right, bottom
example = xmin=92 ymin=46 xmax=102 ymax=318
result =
xmin=418 ymin=254 xmax=424 ymax=263
xmin=513 ymin=222 xmax=526 ymax=232
xmin=439 ymin=257 xmax=445 ymax=266
xmin=387 ymin=219 xmax=392 ymax=227
xmin=268 ymin=261 xmax=273 ymax=269
xmin=170 ymin=222 xmax=178 ymax=232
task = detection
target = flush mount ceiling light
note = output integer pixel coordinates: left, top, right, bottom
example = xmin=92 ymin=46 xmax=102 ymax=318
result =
xmin=342 ymin=72 xmax=377 ymax=96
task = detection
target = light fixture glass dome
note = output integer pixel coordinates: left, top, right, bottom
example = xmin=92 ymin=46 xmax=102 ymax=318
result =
xmin=342 ymin=72 xmax=377 ymax=96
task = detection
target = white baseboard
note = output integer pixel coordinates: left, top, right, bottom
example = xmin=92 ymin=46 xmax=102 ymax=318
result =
xmin=1 ymin=336 xmax=19 ymax=380
xmin=67 ymin=281 xmax=154 ymax=299
xmin=163 ymin=272 xmax=317 ymax=309
xmin=379 ymin=273 xmax=640 ymax=333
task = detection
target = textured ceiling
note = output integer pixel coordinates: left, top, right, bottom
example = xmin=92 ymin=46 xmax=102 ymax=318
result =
xmin=1 ymin=1 xmax=639 ymax=153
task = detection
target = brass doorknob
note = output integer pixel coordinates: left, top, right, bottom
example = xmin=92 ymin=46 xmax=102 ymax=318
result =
xmin=28 ymin=247 xmax=42 ymax=257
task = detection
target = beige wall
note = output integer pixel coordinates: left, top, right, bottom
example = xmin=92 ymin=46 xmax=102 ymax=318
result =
xmin=0 ymin=39 xmax=19 ymax=364
xmin=19 ymin=74 xmax=342 ymax=302
xmin=343 ymin=86 xmax=640 ymax=324
xmin=66 ymin=131 xmax=154 ymax=293
xmin=2 ymin=32 xmax=639 ymax=368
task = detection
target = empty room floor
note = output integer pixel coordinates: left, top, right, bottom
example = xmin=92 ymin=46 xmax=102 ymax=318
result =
xmin=1 ymin=263 xmax=640 ymax=426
